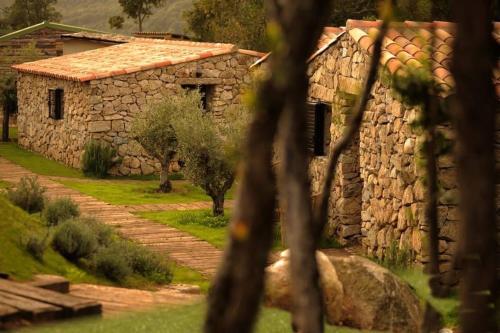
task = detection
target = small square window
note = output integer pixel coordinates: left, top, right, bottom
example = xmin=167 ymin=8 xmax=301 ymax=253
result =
xmin=182 ymin=84 xmax=214 ymax=112
xmin=48 ymin=88 xmax=64 ymax=120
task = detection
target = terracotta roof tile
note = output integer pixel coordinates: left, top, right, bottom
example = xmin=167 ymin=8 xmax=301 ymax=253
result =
xmin=13 ymin=39 xmax=244 ymax=81
xmin=346 ymin=20 xmax=500 ymax=94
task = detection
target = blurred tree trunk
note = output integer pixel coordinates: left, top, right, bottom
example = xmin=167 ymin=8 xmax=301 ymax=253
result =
xmin=204 ymin=0 xmax=332 ymax=331
xmin=451 ymin=1 xmax=498 ymax=332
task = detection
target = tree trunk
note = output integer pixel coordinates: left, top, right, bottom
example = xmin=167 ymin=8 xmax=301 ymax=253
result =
xmin=159 ymin=163 xmax=172 ymax=193
xmin=212 ymin=193 xmax=224 ymax=216
xmin=2 ymin=105 xmax=9 ymax=142
xmin=451 ymin=1 xmax=498 ymax=332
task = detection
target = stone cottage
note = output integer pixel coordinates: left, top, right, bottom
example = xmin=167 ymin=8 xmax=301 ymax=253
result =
xmin=13 ymin=38 xmax=263 ymax=176
xmin=0 ymin=21 xmax=100 ymax=77
xmin=256 ymin=20 xmax=500 ymax=282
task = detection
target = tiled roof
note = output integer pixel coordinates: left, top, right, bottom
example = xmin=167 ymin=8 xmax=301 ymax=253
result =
xmin=251 ymin=26 xmax=346 ymax=68
xmin=344 ymin=19 xmax=500 ymax=93
xmin=61 ymin=32 xmax=136 ymax=44
xmin=0 ymin=21 xmax=102 ymax=42
xmin=12 ymin=39 xmax=253 ymax=82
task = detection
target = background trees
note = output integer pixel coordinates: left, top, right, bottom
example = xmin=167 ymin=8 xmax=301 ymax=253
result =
xmin=132 ymin=98 xmax=178 ymax=193
xmin=1 ymin=0 xmax=61 ymax=30
xmin=185 ymin=0 xmax=266 ymax=51
xmin=109 ymin=0 xmax=165 ymax=32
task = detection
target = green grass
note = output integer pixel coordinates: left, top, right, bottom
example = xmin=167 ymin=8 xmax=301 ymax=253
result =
xmin=18 ymin=302 xmax=374 ymax=333
xmin=0 ymin=179 xmax=11 ymax=189
xmin=58 ymin=178 xmax=216 ymax=205
xmin=395 ymin=269 xmax=459 ymax=327
xmin=0 ymin=126 xmax=17 ymax=140
xmin=140 ymin=209 xmax=285 ymax=250
xmin=170 ymin=263 xmax=210 ymax=293
xmin=141 ymin=210 xmax=229 ymax=249
xmin=0 ymin=142 xmax=84 ymax=178
xmin=0 ymin=194 xmax=102 ymax=284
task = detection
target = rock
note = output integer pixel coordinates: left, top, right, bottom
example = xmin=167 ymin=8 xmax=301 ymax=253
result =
xmin=264 ymin=250 xmax=344 ymax=324
xmin=403 ymin=138 xmax=415 ymax=154
xmin=328 ymin=254 xmax=423 ymax=332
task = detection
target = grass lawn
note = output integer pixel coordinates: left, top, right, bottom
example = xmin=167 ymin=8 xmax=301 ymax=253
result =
xmin=0 ymin=126 xmax=17 ymax=140
xmin=140 ymin=210 xmax=230 ymax=249
xmin=170 ymin=263 xmax=210 ymax=293
xmin=19 ymin=302 xmax=373 ymax=333
xmin=140 ymin=209 xmax=284 ymax=250
xmin=395 ymin=269 xmax=459 ymax=327
xmin=58 ymin=178 xmax=216 ymax=205
xmin=0 ymin=142 xmax=84 ymax=178
xmin=0 ymin=194 xmax=102 ymax=284
xmin=0 ymin=179 xmax=12 ymax=189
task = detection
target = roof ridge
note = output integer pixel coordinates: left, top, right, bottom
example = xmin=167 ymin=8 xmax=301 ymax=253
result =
xmin=0 ymin=21 xmax=102 ymax=42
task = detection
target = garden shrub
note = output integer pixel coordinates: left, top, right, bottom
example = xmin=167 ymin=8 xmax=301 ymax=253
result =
xmin=124 ymin=242 xmax=172 ymax=284
xmin=94 ymin=245 xmax=131 ymax=282
xmin=25 ymin=234 xmax=48 ymax=261
xmin=82 ymin=140 xmax=118 ymax=178
xmin=7 ymin=176 xmax=46 ymax=213
xmin=52 ymin=219 xmax=98 ymax=261
xmin=178 ymin=211 xmax=230 ymax=228
xmin=43 ymin=198 xmax=80 ymax=227
xmin=84 ymin=217 xmax=114 ymax=247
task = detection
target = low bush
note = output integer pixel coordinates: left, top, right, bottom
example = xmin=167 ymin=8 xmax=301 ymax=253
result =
xmin=25 ymin=234 xmax=48 ymax=261
xmin=124 ymin=243 xmax=172 ymax=284
xmin=381 ymin=241 xmax=415 ymax=270
xmin=94 ymin=245 xmax=131 ymax=282
xmin=82 ymin=140 xmax=118 ymax=178
xmin=52 ymin=219 xmax=98 ymax=261
xmin=43 ymin=198 xmax=80 ymax=227
xmin=7 ymin=176 xmax=46 ymax=213
xmin=178 ymin=211 xmax=230 ymax=228
xmin=84 ymin=217 xmax=114 ymax=247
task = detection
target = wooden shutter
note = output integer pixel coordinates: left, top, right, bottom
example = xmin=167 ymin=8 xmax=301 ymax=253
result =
xmin=55 ymin=89 xmax=64 ymax=119
xmin=48 ymin=89 xmax=56 ymax=119
xmin=306 ymin=103 xmax=316 ymax=152
xmin=314 ymin=103 xmax=326 ymax=156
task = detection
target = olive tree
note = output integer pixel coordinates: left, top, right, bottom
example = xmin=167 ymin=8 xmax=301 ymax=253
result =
xmin=132 ymin=99 xmax=178 ymax=193
xmin=172 ymin=90 xmax=249 ymax=216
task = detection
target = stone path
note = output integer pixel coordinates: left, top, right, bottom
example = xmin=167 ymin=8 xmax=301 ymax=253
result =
xmin=0 ymin=157 xmax=222 ymax=277
xmin=70 ymin=283 xmax=203 ymax=317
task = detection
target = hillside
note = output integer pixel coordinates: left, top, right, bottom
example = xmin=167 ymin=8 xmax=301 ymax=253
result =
xmin=0 ymin=0 xmax=193 ymax=35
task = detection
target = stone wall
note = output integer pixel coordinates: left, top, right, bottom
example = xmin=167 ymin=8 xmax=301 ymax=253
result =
xmin=307 ymin=33 xmax=459 ymax=281
xmin=16 ymin=52 xmax=259 ymax=176
xmin=17 ymin=74 xmax=92 ymax=167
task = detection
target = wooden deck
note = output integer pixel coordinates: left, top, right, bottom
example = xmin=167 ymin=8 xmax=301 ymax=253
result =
xmin=0 ymin=278 xmax=101 ymax=329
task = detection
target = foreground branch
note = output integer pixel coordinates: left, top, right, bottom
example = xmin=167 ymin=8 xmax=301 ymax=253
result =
xmin=314 ymin=17 xmax=390 ymax=237
xmin=451 ymin=1 xmax=498 ymax=332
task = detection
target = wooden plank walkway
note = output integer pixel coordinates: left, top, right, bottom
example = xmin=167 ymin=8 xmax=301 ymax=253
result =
xmin=0 ymin=157 xmax=223 ymax=276
xmin=0 ymin=279 xmax=101 ymax=329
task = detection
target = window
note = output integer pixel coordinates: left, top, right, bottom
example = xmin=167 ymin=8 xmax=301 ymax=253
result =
xmin=48 ymin=88 xmax=64 ymax=120
xmin=306 ymin=102 xmax=331 ymax=156
xmin=182 ymin=84 xmax=214 ymax=112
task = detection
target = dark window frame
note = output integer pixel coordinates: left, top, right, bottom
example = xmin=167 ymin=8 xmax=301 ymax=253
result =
xmin=181 ymin=84 xmax=214 ymax=112
xmin=307 ymin=102 xmax=331 ymax=157
xmin=48 ymin=88 xmax=64 ymax=120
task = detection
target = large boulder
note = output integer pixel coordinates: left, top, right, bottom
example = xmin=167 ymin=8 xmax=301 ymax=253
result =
xmin=264 ymin=250 xmax=344 ymax=324
xmin=328 ymin=254 xmax=423 ymax=332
